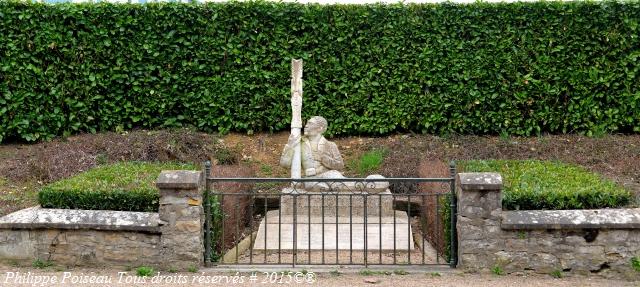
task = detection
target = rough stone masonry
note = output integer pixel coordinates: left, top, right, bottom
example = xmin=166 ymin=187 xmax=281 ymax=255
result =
xmin=457 ymin=172 xmax=640 ymax=279
xmin=0 ymin=170 xmax=204 ymax=269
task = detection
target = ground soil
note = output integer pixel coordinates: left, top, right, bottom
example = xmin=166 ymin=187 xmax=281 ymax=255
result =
xmin=0 ymin=129 xmax=639 ymax=216
xmin=0 ymin=265 xmax=636 ymax=287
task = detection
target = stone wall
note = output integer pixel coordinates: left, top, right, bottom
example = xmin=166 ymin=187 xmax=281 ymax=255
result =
xmin=457 ymin=172 xmax=640 ymax=279
xmin=0 ymin=228 xmax=162 ymax=267
xmin=0 ymin=170 xmax=204 ymax=269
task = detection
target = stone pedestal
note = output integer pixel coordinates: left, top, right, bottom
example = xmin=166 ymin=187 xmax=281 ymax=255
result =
xmin=279 ymin=189 xmax=395 ymax=217
xmin=156 ymin=170 xmax=204 ymax=268
xmin=254 ymin=189 xmax=413 ymax=251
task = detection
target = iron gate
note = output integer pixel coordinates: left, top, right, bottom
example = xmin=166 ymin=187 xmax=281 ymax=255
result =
xmin=202 ymin=161 xmax=457 ymax=268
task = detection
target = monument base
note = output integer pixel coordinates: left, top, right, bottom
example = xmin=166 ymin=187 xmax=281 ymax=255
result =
xmin=279 ymin=189 xmax=395 ymax=217
xmin=253 ymin=210 xmax=414 ymax=251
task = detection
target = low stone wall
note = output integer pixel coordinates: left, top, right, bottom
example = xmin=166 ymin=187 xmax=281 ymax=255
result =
xmin=457 ymin=172 xmax=640 ymax=279
xmin=0 ymin=170 xmax=204 ymax=269
xmin=0 ymin=207 xmax=162 ymax=267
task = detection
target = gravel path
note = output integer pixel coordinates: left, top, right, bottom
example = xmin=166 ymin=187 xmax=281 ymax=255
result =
xmin=0 ymin=266 xmax=636 ymax=287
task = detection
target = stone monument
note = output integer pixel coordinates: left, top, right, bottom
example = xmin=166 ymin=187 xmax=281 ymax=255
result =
xmin=253 ymin=59 xmax=413 ymax=252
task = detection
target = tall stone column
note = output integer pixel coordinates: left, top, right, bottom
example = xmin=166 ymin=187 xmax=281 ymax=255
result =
xmin=156 ymin=170 xmax=204 ymax=269
xmin=456 ymin=172 xmax=503 ymax=269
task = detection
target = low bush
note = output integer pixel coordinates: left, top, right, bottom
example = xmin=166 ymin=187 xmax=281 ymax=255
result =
xmin=460 ymin=160 xmax=633 ymax=210
xmin=38 ymin=162 xmax=196 ymax=212
xmin=135 ymin=266 xmax=154 ymax=277
xmin=632 ymin=256 xmax=640 ymax=272
xmin=32 ymin=259 xmax=54 ymax=269
xmin=441 ymin=194 xmax=452 ymax=263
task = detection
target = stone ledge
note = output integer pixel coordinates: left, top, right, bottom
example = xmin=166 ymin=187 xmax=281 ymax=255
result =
xmin=156 ymin=170 xmax=202 ymax=190
xmin=0 ymin=206 xmax=161 ymax=233
xmin=458 ymin=173 xmax=502 ymax=191
xmin=501 ymin=208 xmax=640 ymax=230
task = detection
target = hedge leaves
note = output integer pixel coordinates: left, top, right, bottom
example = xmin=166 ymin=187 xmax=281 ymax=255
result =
xmin=1 ymin=1 xmax=639 ymax=142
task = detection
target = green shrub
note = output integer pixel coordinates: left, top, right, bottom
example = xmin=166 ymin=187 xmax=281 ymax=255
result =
xmin=491 ymin=266 xmax=505 ymax=276
xmin=136 ymin=266 xmax=154 ymax=277
xmin=206 ymin=194 xmax=224 ymax=262
xmin=441 ymin=194 xmax=452 ymax=263
xmin=632 ymin=257 xmax=640 ymax=272
xmin=1 ymin=1 xmax=639 ymax=142
xmin=349 ymin=148 xmax=387 ymax=176
xmin=32 ymin=259 xmax=53 ymax=269
xmin=213 ymin=146 xmax=240 ymax=165
xmin=38 ymin=162 xmax=195 ymax=212
xmin=460 ymin=160 xmax=633 ymax=210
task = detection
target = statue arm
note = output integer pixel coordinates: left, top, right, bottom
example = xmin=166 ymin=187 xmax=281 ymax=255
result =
xmin=321 ymin=142 xmax=344 ymax=171
xmin=279 ymin=144 xmax=294 ymax=168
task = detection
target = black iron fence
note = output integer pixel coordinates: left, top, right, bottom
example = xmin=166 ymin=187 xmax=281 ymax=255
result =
xmin=203 ymin=162 xmax=457 ymax=268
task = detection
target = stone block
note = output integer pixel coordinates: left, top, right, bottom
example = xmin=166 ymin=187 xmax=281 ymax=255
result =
xmin=458 ymin=173 xmax=503 ymax=191
xmin=156 ymin=170 xmax=202 ymax=190
xmin=457 ymin=223 xmax=484 ymax=240
xmin=597 ymin=229 xmax=629 ymax=243
xmin=254 ymin=210 xmax=413 ymax=251
xmin=460 ymin=206 xmax=484 ymax=218
xmin=0 ymin=230 xmax=35 ymax=260
xmin=563 ymin=235 xmax=586 ymax=245
xmin=459 ymin=238 xmax=504 ymax=254
xmin=174 ymin=220 xmax=201 ymax=233
xmin=501 ymin=208 xmax=640 ymax=230
xmin=505 ymin=238 xmax=528 ymax=251
xmin=576 ymin=245 xmax=605 ymax=255
xmin=279 ymin=191 xmax=394 ymax=217
xmin=529 ymin=253 xmax=559 ymax=272
xmin=503 ymin=252 xmax=531 ymax=270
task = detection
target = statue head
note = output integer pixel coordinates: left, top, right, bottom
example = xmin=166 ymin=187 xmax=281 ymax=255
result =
xmin=304 ymin=116 xmax=327 ymax=136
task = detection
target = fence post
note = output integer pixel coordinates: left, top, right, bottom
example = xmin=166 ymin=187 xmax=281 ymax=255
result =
xmin=204 ymin=161 xmax=212 ymax=266
xmin=449 ymin=161 xmax=458 ymax=268
xmin=456 ymin=172 xmax=503 ymax=270
xmin=156 ymin=170 xmax=205 ymax=269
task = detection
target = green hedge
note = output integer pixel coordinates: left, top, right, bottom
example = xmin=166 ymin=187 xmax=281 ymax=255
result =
xmin=1 ymin=1 xmax=639 ymax=142
xmin=460 ymin=160 xmax=634 ymax=210
xmin=38 ymin=162 xmax=195 ymax=211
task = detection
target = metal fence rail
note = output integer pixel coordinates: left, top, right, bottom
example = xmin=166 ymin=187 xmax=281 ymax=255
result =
xmin=203 ymin=161 xmax=457 ymax=268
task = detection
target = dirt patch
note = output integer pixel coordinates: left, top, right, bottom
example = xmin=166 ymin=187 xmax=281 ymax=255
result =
xmin=0 ymin=128 xmax=222 ymax=215
xmin=0 ymin=128 xmax=219 ymax=183
xmin=209 ymin=164 xmax=256 ymax=252
xmin=416 ymin=160 xmax=451 ymax=257
xmin=224 ymin=132 xmax=640 ymax=201
xmin=0 ymin=131 xmax=638 ymax=216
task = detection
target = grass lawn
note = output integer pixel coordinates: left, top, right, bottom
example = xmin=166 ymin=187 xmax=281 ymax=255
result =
xmin=347 ymin=148 xmax=388 ymax=176
xmin=38 ymin=161 xmax=196 ymax=212
xmin=460 ymin=160 xmax=634 ymax=210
